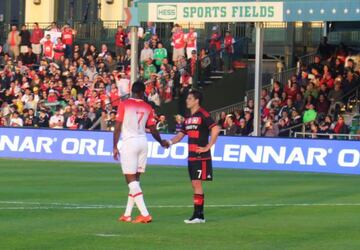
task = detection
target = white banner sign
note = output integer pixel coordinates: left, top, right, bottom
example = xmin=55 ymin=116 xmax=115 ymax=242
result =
xmin=148 ymin=2 xmax=283 ymax=22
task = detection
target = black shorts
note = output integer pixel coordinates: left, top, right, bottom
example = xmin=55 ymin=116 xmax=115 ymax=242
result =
xmin=188 ymin=159 xmax=213 ymax=181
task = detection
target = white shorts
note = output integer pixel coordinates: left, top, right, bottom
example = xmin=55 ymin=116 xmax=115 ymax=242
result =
xmin=32 ymin=44 xmax=41 ymax=55
xmin=172 ymin=48 xmax=185 ymax=62
xmin=20 ymin=45 xmax=28 ymax=54
xmin=120 ymin=137 xmax=148 ymax=175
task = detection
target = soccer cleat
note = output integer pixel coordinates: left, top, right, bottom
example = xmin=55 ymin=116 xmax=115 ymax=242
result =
xmin=132 ymin=215 xmax=152 ymax=224
xmin=184 ymin=215 xmax=206 ymax=224
xmin=118 ymin=215 xmax=132 ymax=223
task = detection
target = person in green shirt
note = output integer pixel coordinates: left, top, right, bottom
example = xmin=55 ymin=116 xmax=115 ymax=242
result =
xmin=303 ymin=82 xmax=319 ymax=99
xmin=303 ymin=104 xmax=317 ymax=123
xmin=143 ymin=58 xmax=157 ymax=80
xmin=156 ymin=114 xmax=169 ymax=133
xmin=153 ymin=42 xmax=168 ymax=68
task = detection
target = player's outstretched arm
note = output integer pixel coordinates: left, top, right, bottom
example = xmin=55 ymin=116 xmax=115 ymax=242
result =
xmin=113 ymin=121 xmax=122 ymax=161
xmin=197 ymin=125 xmax=220 ymax=153
xmin=167 ymin=132 xmax=186 ymax=147
xmin=149 ymin=125 xmax=166 ymax=147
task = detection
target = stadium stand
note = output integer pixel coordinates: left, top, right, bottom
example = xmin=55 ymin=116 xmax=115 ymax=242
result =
xmin=0 ymin=22 xmax=359 ymax=139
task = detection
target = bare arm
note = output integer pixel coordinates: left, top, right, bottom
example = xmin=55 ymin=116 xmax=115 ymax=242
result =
xmin=113 ymin=121 xmax=122 ymax=160
xmin=148 ymin=125 xmax=163 ymax=144
xmin=169 ymin=132 xmax=186 ymax=145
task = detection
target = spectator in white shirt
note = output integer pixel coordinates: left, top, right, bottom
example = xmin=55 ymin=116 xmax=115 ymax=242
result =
xmin=10 ymin=112 xmax=24 ymax=127
xmin=140 ymin=42 xmax=154 ymax=65
xmin=21 ymin=88 xmax=32 ymax=103
xmin=148 ymin=88 xmax=161 ymax=107
xmin=116 ymin=73 xmax=131 ymax=100
xmin=49 ymin=109 xmax=64 ymax=129
xmin=9 ymin=112 xmax=23 ymax=127
xmin=185 ymin=27 xmax=197 ymax=59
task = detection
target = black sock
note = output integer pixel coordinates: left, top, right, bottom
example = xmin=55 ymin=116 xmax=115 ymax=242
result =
xmin=193 ymin=194 xmax=204 ymax=218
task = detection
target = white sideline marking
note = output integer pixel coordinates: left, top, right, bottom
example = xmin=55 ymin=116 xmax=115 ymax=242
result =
xmin=1 ymin=201 xmax=360 ymax=210
xmin=95 ymin=234 xmax=122 ymax=237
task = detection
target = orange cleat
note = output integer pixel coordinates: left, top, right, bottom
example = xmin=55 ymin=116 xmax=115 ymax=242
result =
xmin=118 ymin=215 xmax=132 ymax=223
xmin=132 ymin=215 xmax=152 ymax=224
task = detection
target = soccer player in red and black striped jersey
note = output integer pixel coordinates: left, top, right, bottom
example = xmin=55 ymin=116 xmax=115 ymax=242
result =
xmin=165 ymin=90 xmax=220 ymax=223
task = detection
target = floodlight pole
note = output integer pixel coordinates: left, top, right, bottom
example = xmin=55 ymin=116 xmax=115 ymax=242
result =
xmin=253 ymin=22 xmax=264 ymax=137
xmin=130 ymin=26 xmax=139 ymax=85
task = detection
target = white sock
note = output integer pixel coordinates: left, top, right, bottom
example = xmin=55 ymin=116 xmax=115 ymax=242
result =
xmin=128 ymin=181 xmax=149 ymax=216
xmin=124 ymin=193 xmax=134 ymax=217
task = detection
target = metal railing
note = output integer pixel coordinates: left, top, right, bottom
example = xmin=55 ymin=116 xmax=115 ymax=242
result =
xmin=279 ymin=122 xmax=307 ymax=137
xmin=294 ymin=132 xmax=360 ymax=140
xmin=210 ymin=51 xmax=318 ymax=120
xmin=210 ymin=101 xmax=246 ymax=121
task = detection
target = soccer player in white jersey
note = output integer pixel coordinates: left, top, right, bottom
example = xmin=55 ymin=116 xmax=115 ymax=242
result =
xmin=113 ymin=81 xmax=166 ymax=224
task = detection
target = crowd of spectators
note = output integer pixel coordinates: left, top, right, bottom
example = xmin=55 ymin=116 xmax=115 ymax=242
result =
xmin=0 ymin=22 xmax=236 ymax=131
xmin=1 ymin=22 xmax=359 ymax=138
xmin=218 ymin=38 xmax=360 ymax=139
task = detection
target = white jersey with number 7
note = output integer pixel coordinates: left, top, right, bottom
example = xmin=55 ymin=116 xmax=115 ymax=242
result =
xmin=116 ymin=98 xmax=156 ymax=141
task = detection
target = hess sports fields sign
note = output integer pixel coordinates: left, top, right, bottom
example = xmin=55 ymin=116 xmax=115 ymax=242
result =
xmin=0 ymin=127 xmax=359 ymax=175
xmin=148 ymin=2 xmax=283 ymax=22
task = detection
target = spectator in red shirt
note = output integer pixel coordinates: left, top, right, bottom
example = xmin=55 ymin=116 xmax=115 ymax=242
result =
xmin=223 ymin=31 xmax=235 ymax=73
xmin=114 ymin=26 xmax=127 ymax=61
xmin=42 ymin=34 xmax=54 ymax=59
xmin=53 ymin=37 xmax=65 ymax=61
xmin=47 ymin=89 xmax=58 ymax=103
xmin=109 ymin=83 xmax=120 ymax=109
xmin=62 ymin=25 xmax=76 ymax=58
xmin=209 ymin=27 xmax=222 ymax=71
xmin=172 ymin=24 xmax=185 ymax=63
xmin=30 ymin=22 xmax=44 ymax=62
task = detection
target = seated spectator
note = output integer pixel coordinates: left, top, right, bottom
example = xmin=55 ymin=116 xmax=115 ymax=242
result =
xmin=309 ymin=55 xmax=323 ymax=74
xmin=143 ymin=59 xmax=157 ymax=80
xmin=217 ymin=111 xmax=227 ymax=129
xmin=237 ymin=118 xmax=248 ymax=136
xmin=37 ymin=109 xmax=49 ymax=127
xmin=153 ymin=42 xmax=167 ymax=70
xmin=304 ymin=82 xmax=318 ymax=99
xmin=116 ymin=73 xmax=130 ymax=100
xmin=315 ymin=94 xmax=330 ymax=118
xmin=333 ymin=115 xmax=350 ymax=138
xmin=140 ymin=42 xmax=153 ymax=66
xmin=9 ymin=111 xmax=23 ymax=127
xmin=319 ymin=115 xmax=334 ymax=134
xmin=328 ymin=83 xmax=344 ymax=117
xmin=174 ymin=114 xmax=185 ymax=133
xmin=156 ymin=114 xmax=168 ymax=133
xmin=148 ymin=88 xmax=161 ymax=107
xmin=303 ymin=104 xmax=317 ymax=124
xmin=243 ymin=112 xmax=254 ymax=135
xmin=225 ymin=115 xmax=238 ymax=136
xmin=106 ymin=111 xmax=117 ymax=131
xmin=21 ymin=46 xmax=37 ymax=66
xmin=49 ymin=108 xmax=64 ymax=129
xmin=309 ymin=122 xmax=320 ymax=138
xmin=278 ymin=118 xmax=290 ymax=137
xmin=262 ymin=119 xmax=279 ymax=137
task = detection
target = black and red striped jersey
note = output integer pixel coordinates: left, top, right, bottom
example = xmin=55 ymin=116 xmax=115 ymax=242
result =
xmin=180 ymin=108 xmax=217 ymax=161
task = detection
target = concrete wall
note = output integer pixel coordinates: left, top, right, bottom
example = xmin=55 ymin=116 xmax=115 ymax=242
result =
xmin=100 ymin=0 xmax=127 ymax=21
xmin=25 ymin=0 xmax=55 ymax=24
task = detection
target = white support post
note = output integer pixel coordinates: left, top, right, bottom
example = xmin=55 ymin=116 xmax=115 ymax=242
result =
xmin=323 ymin=21 xmax=328 ymax=37
xmin=253 ymin=22 xmax=264 ymax=136
xmin=130 ymin=26 xmax=139 ymax=85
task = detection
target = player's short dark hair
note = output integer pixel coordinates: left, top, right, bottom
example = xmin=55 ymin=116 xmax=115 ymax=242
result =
xmin=132 ymin=81 xmax=146 ymax=94
xmin=188 ymin=90 xmax=203 ymax=105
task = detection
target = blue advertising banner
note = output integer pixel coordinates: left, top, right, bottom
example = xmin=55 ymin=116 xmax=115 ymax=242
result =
xmin=0 ymin=127 xmax=359 ymax=175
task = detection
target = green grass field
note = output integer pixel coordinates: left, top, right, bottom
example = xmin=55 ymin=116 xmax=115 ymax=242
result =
xmin=1 ymin=159 xmax=360 ymax=250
